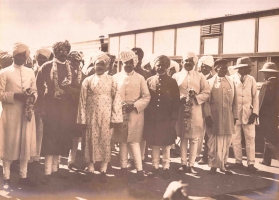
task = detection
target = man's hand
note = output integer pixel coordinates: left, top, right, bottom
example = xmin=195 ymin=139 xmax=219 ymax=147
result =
xmin=126 ymin=104 xmax=136 ymax=113
xmin=180 ymin=97 xmax=186 ymax=105
xmin=14 ymin=93 xmax=27 ymax=102
xmin=205 ymin=116 xmax=213 ymax=127
xmin=248 ymin=113 xmax=257 ymax=124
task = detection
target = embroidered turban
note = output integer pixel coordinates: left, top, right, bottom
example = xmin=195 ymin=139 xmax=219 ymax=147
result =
xmin=68 ymin=51 xmax=83 ymax=61
xmin=36 ymin=48 xmax=52 ymax=60
xmin=183 ymin=52 xmax=198 ymax=65
xmin=153 ymin=55 xmax=171 ymax=69
xmin=52 ymin=40 xmax=71 ymax=56
xmin=89 ymin=50 xmax=110 ymax=68
xmin=132 ymin=47 xmax=144 ymax=61
xmin=0 ymin=51 xmax=13 ymax=69
xmin=119 ymin=50 xmax=138 ymax=67
xmin=13 ymin=43 xmax=30 ymax=57
xmin=198 ymin=55 xmax=214 ymax=68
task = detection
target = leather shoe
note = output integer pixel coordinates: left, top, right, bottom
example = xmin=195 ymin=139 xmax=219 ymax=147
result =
xmin=188 ymin=167 xmax=197 ymax=174
xmin=99 ymin=172 xmax=107 ymax=183
xmin=247 ymin=164 xmax=258 ymax=173
xmin=147 ymin=168 xmax=159 ymax=178
xmin=234 ymin=163 xmax=244 ymax=169
xmin=136 ymin=170 xmax=145 ymax=181
xmin=177 ymin=165 xmax=187 ymax=174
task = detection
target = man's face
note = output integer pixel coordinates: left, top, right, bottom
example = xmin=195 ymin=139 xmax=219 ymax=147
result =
xmin=263 ymin=72 xmax=274 ymax=80
xmin=123 ymin=59 xmax=134 ymax=73
xmin=238 ymin=66 xmax=251 ymax=76
xmin=13 ymin=52 xmax=27 ymax=66
xmin=69 ymin=58 xmax=81 ymax=70
xmin=216 ymin=65 xmax=228 ymax=77
xmin=56 ymin=47 xmax=69 ymax=62
xmin=37 ymin=53 xmax=48 ymax=67
xmin=200 ymin=63 xmax=212 ymax=75
xmin=95 ymin=60 xmax=106 ymax=75
xmin=154 ymin=60 xmax=167 ymax=75
xmin=183 ymin=57 xmax=195 ymax=71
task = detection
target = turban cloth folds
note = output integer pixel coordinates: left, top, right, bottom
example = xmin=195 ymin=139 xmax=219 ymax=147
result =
xmin=52 ymin=40 xmax=71 ymax=56
xmin=36 ymin=48 xmax=52 ymax=60
xmin=153 ymin=55 xmax=170 ymax=69
xmin=89 ymin=50 xmax=110 ymax=68
xmin=68 ymin=51 xmax=83 ymax=61
xmin=119 ymin=50 xmax=138 ymax=67
xmin=183 ymin=52 xmax=198 ymax=65
xmin=198 ymin=55 xmax=214 ymax=68
xmin=13 ymin=43 xmax=30 ymax=57
xmin=0 ymin=51 xmax=13 ymax=69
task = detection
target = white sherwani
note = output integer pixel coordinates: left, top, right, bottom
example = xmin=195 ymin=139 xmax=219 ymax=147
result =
xmin=230 ymin=73 xmax=258 ymax=165
xmin=0 ymin=64 xmax=37 ymax=160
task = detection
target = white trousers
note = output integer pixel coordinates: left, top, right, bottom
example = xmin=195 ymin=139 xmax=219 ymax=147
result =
xmin=120 ymin=142 xmax=142 ymax=171
xmin=45 ymin=155 xmax=60 ymax=175
xmin=151 ymin=145 xmax=171 ymax=169
xmin=128 ymin=140 xmax=146 ymax=160
xmin=31 ymin=112 xmax=44 ymax=162
xmin=3 ymin=159 xmax=28 ymax=179
xmin=180 ymin=137 xmax=199 ymax=167
xmin=232 ymin=124 xmax=255 ymax=165
xmin=68 ymin=137 xmax=81 ymax=164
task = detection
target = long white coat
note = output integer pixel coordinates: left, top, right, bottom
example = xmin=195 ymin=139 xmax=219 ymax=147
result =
xmin=230 ymin=73 xmax=258 ymax=125
xmin=0 ymin=64 xmax=37 ymax=160
xmin=113 ymin=71 xmax=150 ymax=142
xmin=172 ymin=69 xmax=210 ymax=138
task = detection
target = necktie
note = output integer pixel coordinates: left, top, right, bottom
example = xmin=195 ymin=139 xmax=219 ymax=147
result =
xmin=240 ymin=75 xmax=245 ymax=83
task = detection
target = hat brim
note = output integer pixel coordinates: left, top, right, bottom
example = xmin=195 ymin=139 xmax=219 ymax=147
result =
xmin=259 ymin=69 xmax=279 ymax=73
xmin=234 ymin=64 xmax=249 ymax=69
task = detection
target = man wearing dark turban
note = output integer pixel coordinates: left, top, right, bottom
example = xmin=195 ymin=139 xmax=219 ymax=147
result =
xmin=36 ymin=40 xmax=74 ymax=184
xmin=143 ymin=55 xmax=180 ymax=179
xmin=0 ymin=51 xmax=13 ymax=69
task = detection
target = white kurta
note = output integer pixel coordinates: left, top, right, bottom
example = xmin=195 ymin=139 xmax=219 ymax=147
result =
xmin=172 ymin=69 xmax=210 ymax=138
xmin=113 ymin=71 xmax=150 ymax=142
xmin=0 ymin=64 xmax=37 ymax=160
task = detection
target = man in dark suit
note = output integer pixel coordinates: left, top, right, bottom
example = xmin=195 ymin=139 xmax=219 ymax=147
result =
xmin=196 ymin=55 xmax=214 ymax=165
xmin=258 ymin=62 xmax=279 ymax=166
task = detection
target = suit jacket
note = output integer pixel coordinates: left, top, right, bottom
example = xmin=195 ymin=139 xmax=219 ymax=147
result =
xmin=204 ymin=75 xmax=238 ymax=135
xmin=258 ymin=77 xmax=279 ymax=144
xmin=143 ymin=74 xmax=180 ymax=146
xmin=230 ymin=73 xmax=259 ymax=124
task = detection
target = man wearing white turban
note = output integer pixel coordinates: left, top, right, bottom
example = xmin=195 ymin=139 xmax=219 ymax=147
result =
xmin=0 ymin=43 xmax=37 ymax=189
xmin=113 ymin=50 xmax=150 ymax=181
xmin=172 ymin=52 xmax=210 ymax=174
xmin=196 ymin=55 xmax=214 ymax=165
xmin=77 ymin=50 xmax=123 ymax=183
xmin=33 ymin=48 xmax=53 ymax=75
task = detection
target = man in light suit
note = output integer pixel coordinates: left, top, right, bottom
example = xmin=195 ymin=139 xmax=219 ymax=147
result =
xmin=230 ymin=57 xmax=258 ymax=172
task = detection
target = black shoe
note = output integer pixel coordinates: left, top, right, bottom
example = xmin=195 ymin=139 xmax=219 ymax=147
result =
xmin=259 ymin=160 xmax=271 ymax=166
xmin=51 ymin=170 xmax=68 ymax=179
xmin=136 ymin=170 xmax=145 ymax=181
xmin=197 ymin=158 xmax=208 ymax=165
xmin=247 ymin=164 xmax=258 ymax=173
xmin=209 ymin=167 xmax=217 ymax=175
xmin=68 ymin=163 xmax=78 ymax=170
xmin=99 ymin=172 xmax=107 ymax=183
xmin=163 ymin=169 xmax=171 ymax=180
xmin=118 ymin=168 xmax=128 ymax=178
xmin=147 ymin=168 xmax=159 ymax=178
xmin=42 ymin=175 xmax=51 ymax=185
xmin=2 ymin=179 xmax=10 ymax=190
xmin=127 ymin=159 xmax=135 ymax=169
xmin=19 ymin=178 xmax=37 ymax=187
xmin=233 ymin=163 xmax=244 ymax=169
xmin=177 ymin=165 xmax=187 ymax=174
xmin=188 ymin=167 xmax=197 ymax=174
xmin=83 ymin=172 xmax=94 ymax=183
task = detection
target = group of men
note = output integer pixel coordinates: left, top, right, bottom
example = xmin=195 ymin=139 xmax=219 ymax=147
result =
xmin=0 ymin=41 xmax=278 ymax=190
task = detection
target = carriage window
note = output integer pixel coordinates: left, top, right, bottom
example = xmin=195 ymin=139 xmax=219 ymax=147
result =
xmin=203 ymin=37 xmax=219 ymax=55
